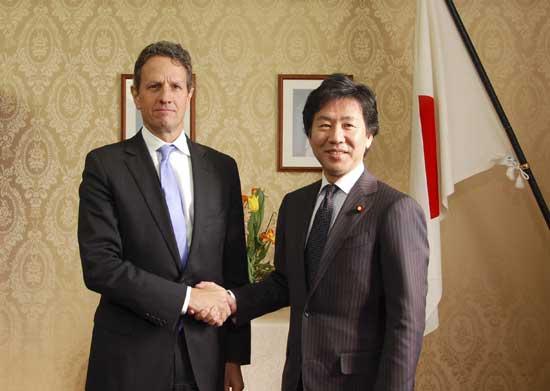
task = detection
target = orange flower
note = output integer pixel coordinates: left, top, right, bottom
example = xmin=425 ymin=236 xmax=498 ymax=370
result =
xmin=260 ymin=228 xmax=275 ymax=244
xmin=242 ymin=194 xmax=248 ymax=204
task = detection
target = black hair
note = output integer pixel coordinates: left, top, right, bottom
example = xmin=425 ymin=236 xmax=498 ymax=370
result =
xmin=302 ymin=73 xmax=379 ymax=137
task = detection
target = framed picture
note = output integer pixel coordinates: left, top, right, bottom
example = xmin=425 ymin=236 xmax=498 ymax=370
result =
xmin=278 ymin=74 xmax=351 ymax=171
xmin=120 ymin=73 xmax=196 ymax=141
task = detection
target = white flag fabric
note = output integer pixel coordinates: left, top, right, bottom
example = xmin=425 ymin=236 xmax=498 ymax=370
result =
xmin=410 ymin=0 xmax=513 ymax=334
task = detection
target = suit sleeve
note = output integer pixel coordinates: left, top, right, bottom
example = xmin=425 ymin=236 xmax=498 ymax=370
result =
xmin=78 ymin=151 xmax=187 ymax=330
xmin=232 ymin=195 xmax=290 ymax=324
xmin=375 ymin=196 xmax=429 ymax=391
xmin=221 ymin=158 xmax=251 ymax=364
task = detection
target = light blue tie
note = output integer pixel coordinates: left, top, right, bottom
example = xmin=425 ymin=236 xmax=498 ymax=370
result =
xmin=158 ymin=145 xmax=188 ymax=269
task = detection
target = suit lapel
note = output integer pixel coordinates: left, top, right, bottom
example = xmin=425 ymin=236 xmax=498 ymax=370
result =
xmin=185 ymin=138 xmax=210 ymax=272
xmin=308 ymin=171 xmax=378 ymax=295
xmin=123 ymin=131 xmax=182 ymax=270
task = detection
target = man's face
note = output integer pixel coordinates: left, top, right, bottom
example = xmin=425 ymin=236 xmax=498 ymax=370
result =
xmin=308 ymin=98 xmax=373 ymax=183
xmin=131 ymin=56 xmax=193 ymax=141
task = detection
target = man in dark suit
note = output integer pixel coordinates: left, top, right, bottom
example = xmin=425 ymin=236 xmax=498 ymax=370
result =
xmin=78 ymin=41 xmax=250 ymax=391
xmin=198 ymin=74 xmax=429 ymax=390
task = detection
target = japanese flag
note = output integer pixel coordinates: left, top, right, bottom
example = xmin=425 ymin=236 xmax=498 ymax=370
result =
xmin=410 ymin=0 xmax=513 ymax=334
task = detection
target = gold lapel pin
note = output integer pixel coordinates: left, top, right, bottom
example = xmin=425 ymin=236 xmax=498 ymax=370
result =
xmin=356 ymin=205 xmax=364 ymax=213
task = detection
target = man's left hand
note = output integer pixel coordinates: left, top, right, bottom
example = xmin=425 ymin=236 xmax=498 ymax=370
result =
xmin=224 ymin=362 xmax=244 ymax=391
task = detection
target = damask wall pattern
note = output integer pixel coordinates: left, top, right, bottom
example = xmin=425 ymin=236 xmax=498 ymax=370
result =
xmin=1 ymin=0 xmax=549 ymax=390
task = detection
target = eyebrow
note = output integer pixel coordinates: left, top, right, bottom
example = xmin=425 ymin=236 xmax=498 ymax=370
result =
xmin=145 ymin=79 xmax=185 ymax=85
xmin=315 ymin=115 xmax=358 ymax=121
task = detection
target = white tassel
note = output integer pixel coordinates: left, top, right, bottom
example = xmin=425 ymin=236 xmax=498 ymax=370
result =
xmin=515 ymin=174 xmax=525 ymax=189
xmin=496 ymin=154 xmax=529 ymax=189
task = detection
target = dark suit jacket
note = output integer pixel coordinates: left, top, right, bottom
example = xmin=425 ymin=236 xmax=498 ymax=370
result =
xmin=234 ymin=171 xmax=428 ymax=391
xmin=78 ymin=132 xmax=250 ymax=391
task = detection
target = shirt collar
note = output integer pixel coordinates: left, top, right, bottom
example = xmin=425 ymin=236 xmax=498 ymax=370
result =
xmin=141 ymin=125 xmax=190 ymax=156
xmin=320 ymin=162 xmax=365 ymax=195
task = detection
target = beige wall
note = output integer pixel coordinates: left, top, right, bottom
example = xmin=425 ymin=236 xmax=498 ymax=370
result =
xmin=1 ymin=0 xmax=548 ymax=389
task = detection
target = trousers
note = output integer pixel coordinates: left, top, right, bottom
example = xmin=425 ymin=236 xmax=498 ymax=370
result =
xmin=173 ymin=332 xmax=199 ymax=391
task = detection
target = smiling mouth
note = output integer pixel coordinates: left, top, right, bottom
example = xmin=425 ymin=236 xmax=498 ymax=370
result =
xmin=326 ymin=150 xmax=347 ymax=156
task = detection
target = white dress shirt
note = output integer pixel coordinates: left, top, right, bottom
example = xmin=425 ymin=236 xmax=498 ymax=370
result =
xmin=141 ymin=126 xmax=193 ymax=313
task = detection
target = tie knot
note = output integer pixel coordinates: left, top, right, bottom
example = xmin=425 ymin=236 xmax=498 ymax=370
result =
xmin=324 ymin=184 xmax=336 ymax=199
xmin=158 ymin=144 xmax=176 ymax=163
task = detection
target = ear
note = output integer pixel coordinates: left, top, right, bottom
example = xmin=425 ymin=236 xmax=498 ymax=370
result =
xmin=131 ymin=85 xmax=141 ymax=110
xmin=365 ymin=133 xmax=374 ymax=149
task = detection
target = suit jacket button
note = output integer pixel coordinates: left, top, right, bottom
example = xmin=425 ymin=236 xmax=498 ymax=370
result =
xmin=304 ymin=311 xmax=310 ymax=318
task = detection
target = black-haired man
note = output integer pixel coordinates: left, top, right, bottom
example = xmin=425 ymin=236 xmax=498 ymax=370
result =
xmin=200 ymin=74 xmax=429 ymax=390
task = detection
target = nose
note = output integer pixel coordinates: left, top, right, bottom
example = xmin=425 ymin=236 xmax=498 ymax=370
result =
xmin=159 ymin=84 xmax=172 ymax=104
xmin=328 ymin=124 xmax=345 ymax=144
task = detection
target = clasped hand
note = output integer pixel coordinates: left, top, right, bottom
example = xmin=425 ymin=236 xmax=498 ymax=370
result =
xmin=188 ymin=282 xmax=236 ymax=326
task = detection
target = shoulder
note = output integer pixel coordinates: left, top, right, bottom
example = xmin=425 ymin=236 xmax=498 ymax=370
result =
xmin=85 ymin=137 xmax=132 ymax=162
xmin=83 ymin=141 xmax=128 ymax=176
xmin=190 ymin=140 xmax=237 ymax=166
xmin=375 ymin=181 xmax=420 ymax=209
xmin=376 ymin=181 xmax=406 ymax=200
xmin=374 ymin=181 xmax=426 ymax=229
xmin=283 ymin=180 xmax=321 ymax=202
xmin=86 ymin=140 xmax=123 ymax=156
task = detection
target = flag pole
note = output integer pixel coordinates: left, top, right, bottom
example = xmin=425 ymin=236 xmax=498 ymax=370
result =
xmin=444 ymin=0 xmax=550 ymax=229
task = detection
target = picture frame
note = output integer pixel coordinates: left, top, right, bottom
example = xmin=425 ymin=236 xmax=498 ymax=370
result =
xmin=278 ymin=74 xmax=352 ymax=171
xmin=120 ymin=73 xmax=196 ymax=141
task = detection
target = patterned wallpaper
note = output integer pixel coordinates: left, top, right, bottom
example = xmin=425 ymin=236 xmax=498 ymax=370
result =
xmin=1 ymin=0 xmax=549 ymax=390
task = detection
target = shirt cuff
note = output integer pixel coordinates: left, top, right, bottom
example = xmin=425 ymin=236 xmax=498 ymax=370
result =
xmin=227 ymin=290 xmax=238 ymax=324
xmin=181 ymin=286 xmax=191 ymax=314
xmin=227 ymin=289 xmax=236 ymax=301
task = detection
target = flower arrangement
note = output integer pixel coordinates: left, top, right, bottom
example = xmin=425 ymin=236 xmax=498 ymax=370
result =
xmin=242 ymin=188 xmax=275 ymax=283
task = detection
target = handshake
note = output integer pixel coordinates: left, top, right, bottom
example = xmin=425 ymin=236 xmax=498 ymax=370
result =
xmin=187 ymin=282 xmax=237 ymax=326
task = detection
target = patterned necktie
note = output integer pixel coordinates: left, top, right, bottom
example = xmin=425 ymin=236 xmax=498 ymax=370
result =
xmin=158 ymin=145 xmax=188 ymax=269
xmin=305 ymin=184 xmax=336 ymax=289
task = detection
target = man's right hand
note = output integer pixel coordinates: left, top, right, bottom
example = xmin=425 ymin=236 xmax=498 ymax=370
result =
xmin=188 ymin=282 xmax=232 ymax=326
